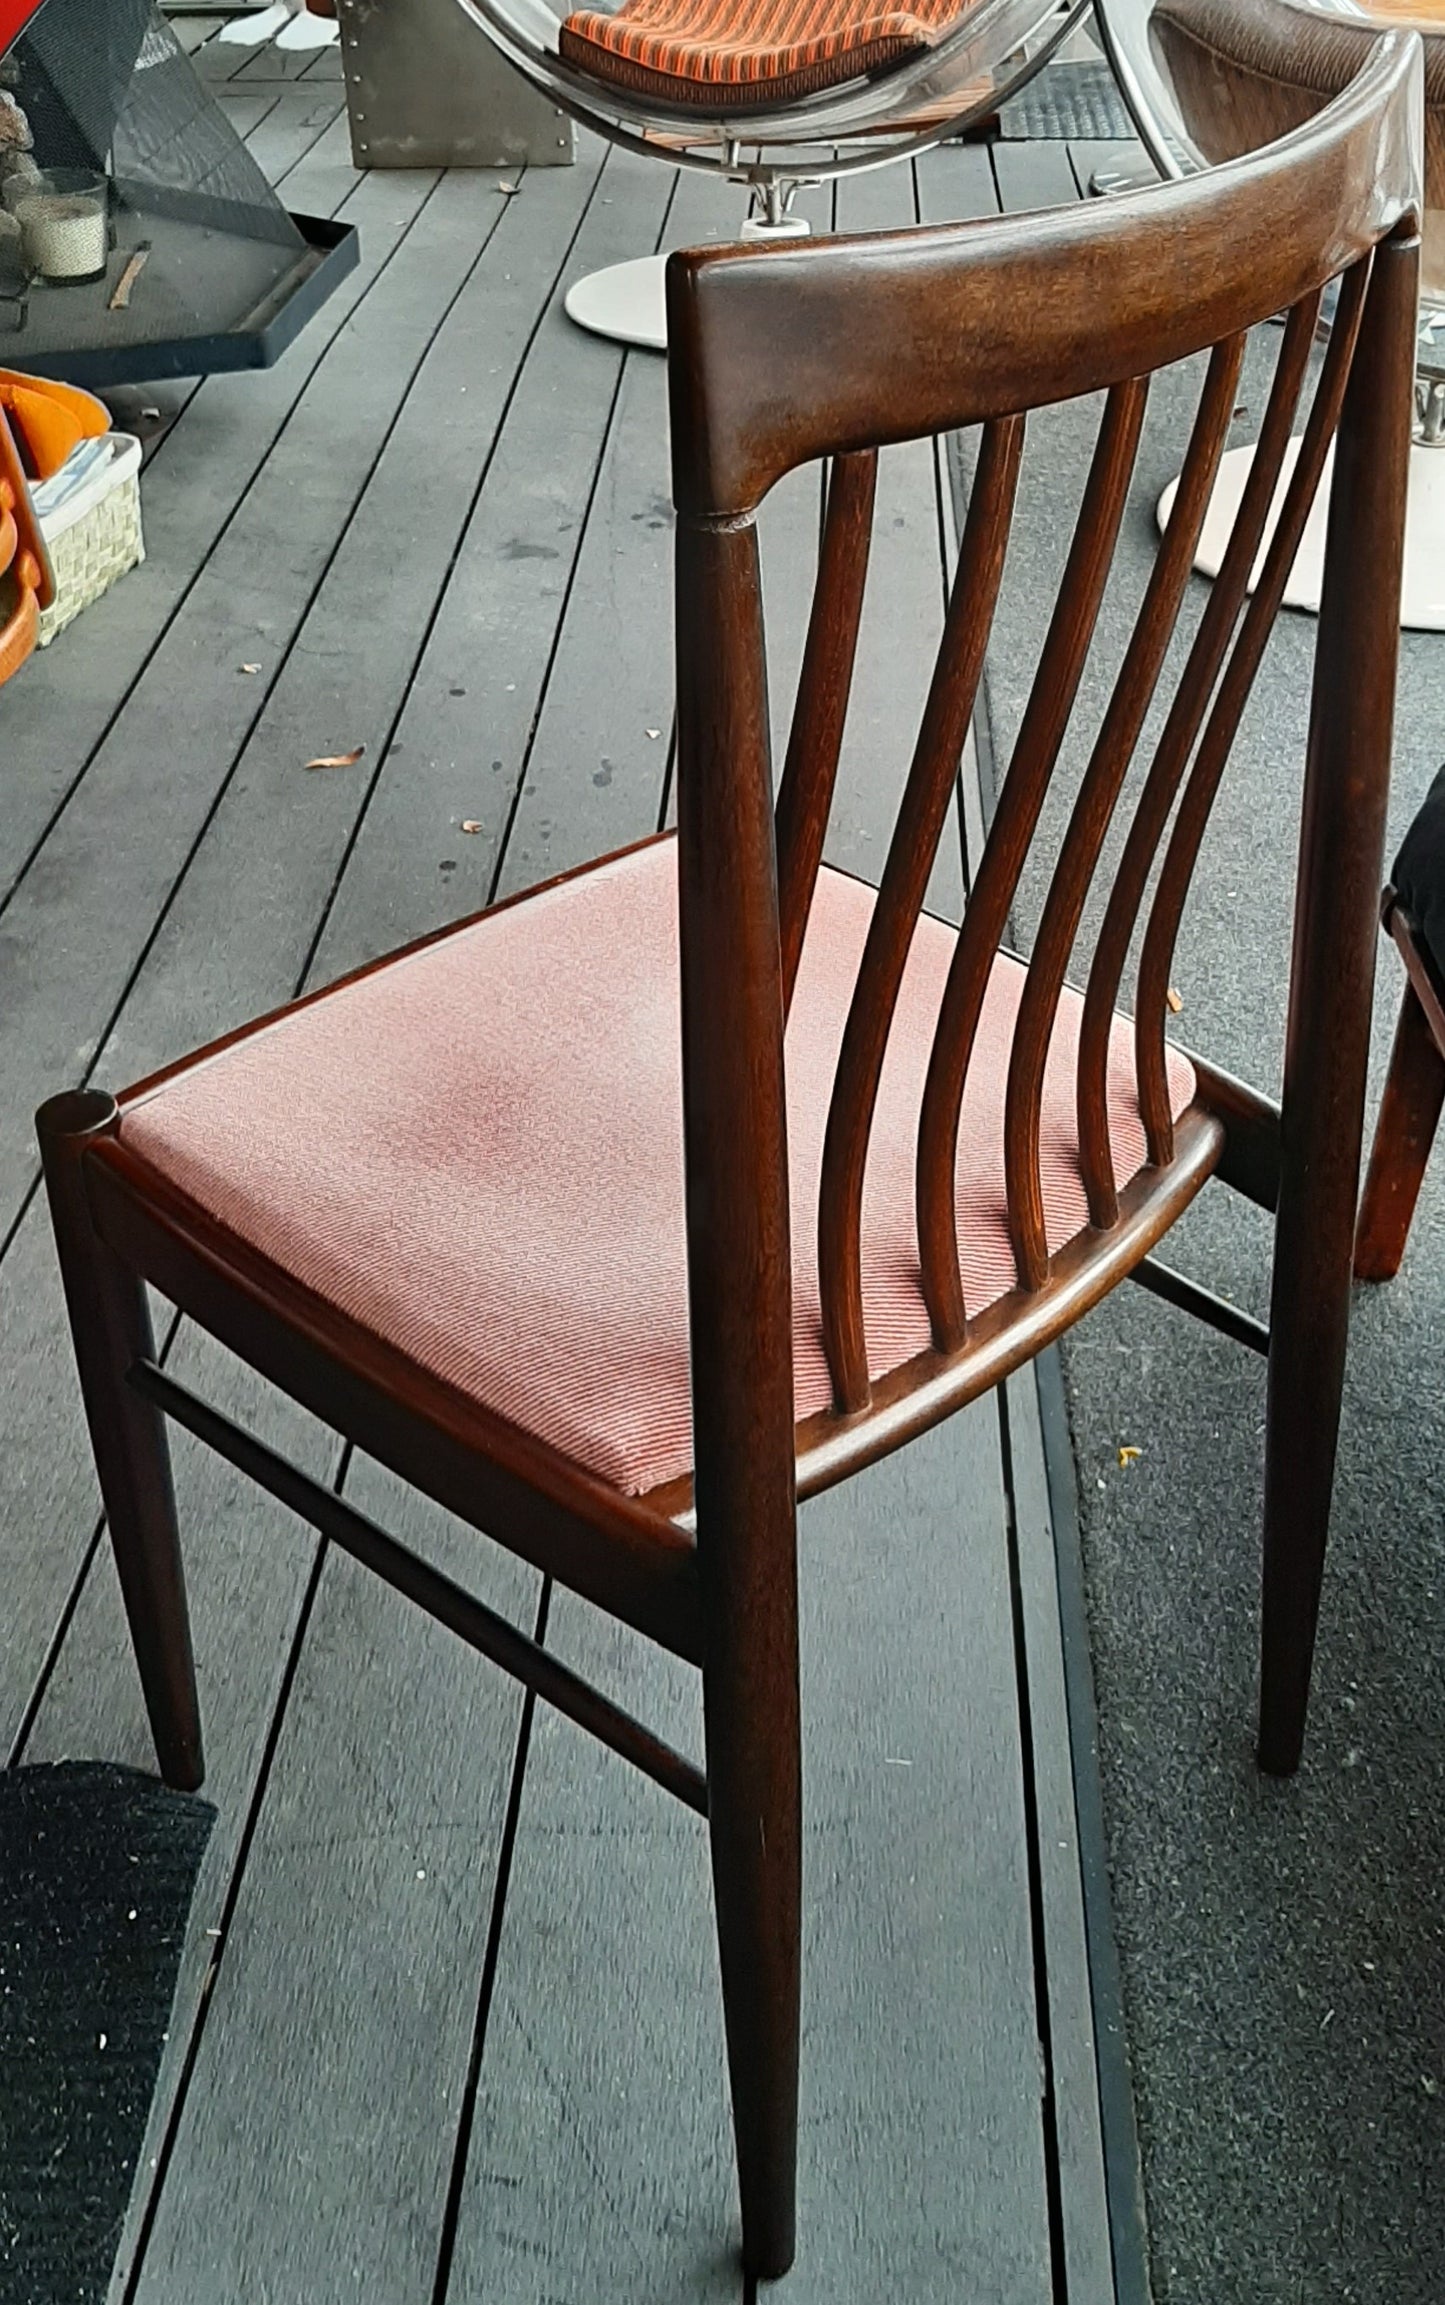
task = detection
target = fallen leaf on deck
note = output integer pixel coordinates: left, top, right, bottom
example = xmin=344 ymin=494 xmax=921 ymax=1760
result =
xmin=1166 ymin=987 xmax=1183 ymax=1014
xmin=109 ymin=243 xmax=151 ymax=312
xmin=305 ymin=746 xmax=365 ymax=771
xmin=1117 ymin=1445 xmax=1142 ymax=1467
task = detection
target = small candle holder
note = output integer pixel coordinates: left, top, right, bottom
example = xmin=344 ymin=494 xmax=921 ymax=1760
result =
xmin=12 ymin=169 xmax=108 ymax=286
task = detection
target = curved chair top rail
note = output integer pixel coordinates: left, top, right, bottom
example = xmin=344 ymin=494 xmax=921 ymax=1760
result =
xmin=666 ymin=27 xmax=1423 ymax=516
xmin=453 ymin=0 xmax=1084 ymax=159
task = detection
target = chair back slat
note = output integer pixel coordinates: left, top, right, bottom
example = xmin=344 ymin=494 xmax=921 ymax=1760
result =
xmin=667 ymin=27 xmax=1422 ymax=1447
xmin=916 ymin=378 xmax=1147 ymax=1349
xmin=1077 ymin=293 xmax=1323 ymax=1227
xmin=817 ymin=414 xmax=1023 ymax=1408
xmin=776 ymin=449 xmax=877 ymax=1011
xmin=1000 ymin=332 xmax=1244 ymax=1291
xmin=1134 ymin=254 xmax=1373 ymax=1158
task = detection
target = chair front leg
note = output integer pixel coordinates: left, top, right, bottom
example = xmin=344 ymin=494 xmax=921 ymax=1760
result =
xmin=1260 ymin=1139 xmax=1361 ymax=1779
xmin=1354 ymin=978 xmax=1445 ymax=1282
xmin=36 ymin=1090 xmax=204 ymax=1791
xmin=702 ymin=1538 xmax=802 ymax=2284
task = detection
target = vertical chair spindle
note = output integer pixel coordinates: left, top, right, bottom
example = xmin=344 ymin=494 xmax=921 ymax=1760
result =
xmin=1078 ymin=293 xmax=1322 ymax=1226
xmin=917 ymin=378 xmax=1149 ymax=1347
xmin=1003 ymin=336 xmax=1245 ymax=1289
xmin=1135 ymin=256 xmax=1372 ymax=1163
xmin=816 ymin=416 xmax=1023 ymax=1410
xmin=776 ymin=450 xmax=878 ymax=1011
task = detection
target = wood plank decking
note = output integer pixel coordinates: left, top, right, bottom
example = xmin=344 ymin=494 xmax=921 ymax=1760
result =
xmin=2 ymin=32 xmax=1135 ymax=2299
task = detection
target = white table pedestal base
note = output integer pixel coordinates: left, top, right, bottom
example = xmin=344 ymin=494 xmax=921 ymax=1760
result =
xmin=1158 ymin=435 xmax=1445 ymax=632
xmin=564 ymin=254 xmax=669 ymax=351
xmin=564 ymin=211 xmax=810 ymax=353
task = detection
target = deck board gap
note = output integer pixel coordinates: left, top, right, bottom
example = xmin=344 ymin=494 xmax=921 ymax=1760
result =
xmin=997 ymin=1384 xmax=1074 ymax=2303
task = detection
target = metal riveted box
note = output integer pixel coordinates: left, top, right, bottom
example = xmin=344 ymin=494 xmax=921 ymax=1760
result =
xmin=336 ymin=0 xmax=574 ymax=170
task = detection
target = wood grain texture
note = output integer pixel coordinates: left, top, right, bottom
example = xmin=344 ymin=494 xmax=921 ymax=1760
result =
xmin=831 ymin=159 xmax=964 ymax=928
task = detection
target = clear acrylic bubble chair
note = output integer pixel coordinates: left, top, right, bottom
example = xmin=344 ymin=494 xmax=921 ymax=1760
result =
xmin=1095 ymin=0 xmax=1444 ymax=628
xmin=452 ymin=0 xmax=1092 ymax=347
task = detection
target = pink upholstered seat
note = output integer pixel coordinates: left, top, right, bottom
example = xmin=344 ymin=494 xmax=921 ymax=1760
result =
xmin=118 ymin=837 xmax=1194 ymax=1497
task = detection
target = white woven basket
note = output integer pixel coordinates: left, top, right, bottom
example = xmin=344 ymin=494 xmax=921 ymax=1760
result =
xmin=35 ymin=432 xmax=144 ymax=646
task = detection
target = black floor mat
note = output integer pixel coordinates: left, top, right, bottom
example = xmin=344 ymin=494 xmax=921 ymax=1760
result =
xmin=0 ymin=1762 xmax=214 ymax=2305
xmin=998 ymin=59 xmax=1134 ymax=141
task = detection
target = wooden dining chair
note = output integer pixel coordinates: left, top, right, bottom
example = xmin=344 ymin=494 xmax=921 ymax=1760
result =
xmin=36 ymin=30 xmax=1421 ymax=2279
xmin=1354 ymin=766 xmax=1445 ymax=1279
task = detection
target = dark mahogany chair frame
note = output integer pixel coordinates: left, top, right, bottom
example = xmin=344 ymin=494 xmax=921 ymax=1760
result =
xmin=38 ymin=35 xmax=1422 ymax=2283
xmin=1355 ymin=889 xmax=1445 ymax=1278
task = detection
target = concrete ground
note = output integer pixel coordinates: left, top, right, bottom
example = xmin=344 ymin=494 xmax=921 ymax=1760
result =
xmin=984 ymin=333 xmax=1445 ymax=2302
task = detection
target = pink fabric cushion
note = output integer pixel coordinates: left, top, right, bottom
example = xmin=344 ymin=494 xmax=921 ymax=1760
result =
xmin=119 ymin=839 xmax=1195 ymax=1496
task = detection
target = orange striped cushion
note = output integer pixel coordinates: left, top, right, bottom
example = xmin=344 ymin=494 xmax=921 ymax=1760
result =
xmin=559 ymin=0 xmax=962 ymax=108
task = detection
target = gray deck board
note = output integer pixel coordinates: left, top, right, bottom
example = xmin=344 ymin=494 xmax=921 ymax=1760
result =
xmin=1 ymin=113 xmax=1121 ymax=2302
xmin=223 ymin=78 xmax=346 ymax=180
xmin=213 ymin=85 xmax=281 ymax=140
xmin=309 ymin=141 xmax=669 ymax=969
xmin=22 ymin=1330 xmax=340 ymax=2297
xmin=0 ymin=165 xmax=484 ymax=1229
xmin=189 ymin=26 xmax=259 ymax=83
xmin=129 ymin=1467 xmax=537 ymax=2305
xmin=0 ymin=134 xmax=428 ymax=1747
xmin=169 ymin=13 xmax=230 ymax=56
xmin=0 ymin=116 xmax=386 ymax=898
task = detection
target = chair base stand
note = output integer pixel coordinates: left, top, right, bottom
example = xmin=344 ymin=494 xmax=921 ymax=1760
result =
xmin=565 ymin=253 xmax=672 ymax=351
xmin=564 ymin=212 xmax=811 ymax=353
xmin=1158 ymin=435 xmax=1445 ymax=631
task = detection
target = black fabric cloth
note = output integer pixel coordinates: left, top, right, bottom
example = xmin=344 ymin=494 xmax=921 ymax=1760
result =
xmin=0 ymin=1762 xmax=213 ymax=2305
xmin=1391 ymin=761 xmax=1445 ymax=992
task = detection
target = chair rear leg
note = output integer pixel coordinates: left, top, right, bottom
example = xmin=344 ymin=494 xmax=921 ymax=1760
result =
xmin=37 ymin=1091 xmax=203 ymax=1791
xmin=704 ymin=1630 xmax=801 ymax=2281
xmin=1259 ymin=223 xmax=1415 ymax=1778
xmin=1354 ymin=980 xmax=1445 ymax=1281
